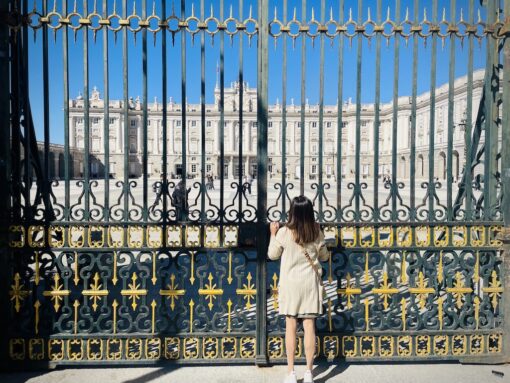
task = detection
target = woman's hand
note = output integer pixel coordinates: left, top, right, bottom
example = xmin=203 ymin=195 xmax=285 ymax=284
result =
xmin=269 ymin=222 xmax=280 ymax=236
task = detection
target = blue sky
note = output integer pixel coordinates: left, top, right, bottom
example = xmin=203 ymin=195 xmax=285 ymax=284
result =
xmin=27 ymin=0 xmax=488 ymax=144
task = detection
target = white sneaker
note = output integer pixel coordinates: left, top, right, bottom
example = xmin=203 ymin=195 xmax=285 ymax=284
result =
xmin=303 ymin=369 xmax=314 ymax=383
xmin=283 ymin=371 xmax=297 ymax=383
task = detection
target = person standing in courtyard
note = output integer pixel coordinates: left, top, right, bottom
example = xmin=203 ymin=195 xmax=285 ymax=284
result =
xmin=268 ymin=195 xmax=330 ymax=383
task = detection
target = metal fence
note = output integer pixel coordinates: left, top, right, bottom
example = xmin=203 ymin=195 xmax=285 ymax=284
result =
xmin=0 ymin=0 xmax=509 ymax=367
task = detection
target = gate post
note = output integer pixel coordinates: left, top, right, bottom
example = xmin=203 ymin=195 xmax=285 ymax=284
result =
xmin=255 ymin=0 xmax=269 ymax=367
xmin=501 ymin=0 xmax=510 ymax=364
xmin=0 ymin=0 xmax=12 ymax=369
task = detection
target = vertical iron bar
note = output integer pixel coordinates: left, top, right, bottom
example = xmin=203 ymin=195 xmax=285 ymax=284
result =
xmin=0 ymin=0 xmax=12 ymax=367
xmin=446 ymin=0 xmax=456 ymax=221
xmin=373 ymin=0 xmax=382 ymax=222
xmin=299 ymin=0 xmax=306 ymax=194
xmin=464 ymin=0 xmax=474 ymax=221
xmin=238 ymin=0 xmax=244 ymax=220
xmin=180 ymin=0 xmax=187 ymax=221
xmin=484 ymin=0 xmax=498 ymax=219
xmin=103 ymin=0 xmax=110 ymax=221
xmin=318 ymin=0 xmax=325 ymax=221
xmin=22 ymin=0 xmax=31 ymax=222
xmin=336 ymin=0 xmax=344 ymax=221
xmin=42 ymin=0 xmax=50 ymax=222
xmin=161 ymin=0 xmax=168 ymax=235
xmin=83 ymin=0 xmax=90 ymax=221
xmin=428 ymin=0 xmax=438 ymax=221
xmin=256 ymin=0 xmax=269 ymax=366
xmin=219 ymin=0 xmax=225 ymax=226
xmin=122 ymin=0 xmax=129 ymax=221
xmin=390 ymin=0 xmax=400 ymax=222
xmin=200 ymin=0 xmax=206 ymax=223
xmin=409 ymin=0 xmax=419 ymax=222
xmin=354 ymin=0 xmax=362 ymax=221
xmin=142 ymin=0 xmax=148 ymax=222
xmin=281 ymin=0 xmax=287 ymax=221
xmin=63 ymin=0 xmax=70 ymax=221
xmin=501 ymin=0 xmax=510 ymax=363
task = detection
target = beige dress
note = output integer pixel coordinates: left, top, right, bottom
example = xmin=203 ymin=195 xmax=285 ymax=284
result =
xmin=267 ymin=226 xmax=330 ymax=317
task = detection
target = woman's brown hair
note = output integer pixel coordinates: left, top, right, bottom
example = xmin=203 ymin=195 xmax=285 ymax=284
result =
xmin=286 ymin=195 xmax=320 ymax=245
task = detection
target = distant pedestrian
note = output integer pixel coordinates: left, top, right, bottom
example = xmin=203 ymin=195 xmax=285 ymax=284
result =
xmin=247 ymin=173 xmax=253 ymax=194
xmin=268 ymin=196 xmax=330 ymax=383
xmin=171 ymin=180 xmax=191 ymax=220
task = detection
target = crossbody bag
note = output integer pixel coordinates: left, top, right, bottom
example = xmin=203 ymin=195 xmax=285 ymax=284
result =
xmin=300 ymin=244 xmax=327 ymax=302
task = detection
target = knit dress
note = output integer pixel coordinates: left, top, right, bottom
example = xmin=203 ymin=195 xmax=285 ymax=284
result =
xmin=267 ymin=226 xmax=330 ymax=317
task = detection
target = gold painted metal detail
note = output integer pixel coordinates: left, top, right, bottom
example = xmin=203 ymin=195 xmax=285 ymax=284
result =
xmin=452 ymin=226 xmax=467 ymax=246
xmin=204 ymin=225 xmax=220 ymax=247
xmin=240 ymin=337 xmax=256 ymax=358
xmin=147 ymin=226 xmax=163 ymax=248
xmin=121 ymin=272 xmax=147 ymax=310
xmin=126 ymin=338 xmax=142 ymax=360
xmin=342 ymin=336 xmax=357 ymax=357
xmin=9 ymin=225 xmax=25 ymax=247
xmin=128 ymin=226 xmax=144 ymax=248
xmin=415 ymin=225 xmax=430 ymax=247
xmin=223 ymin=225 xmax=238 ymax=247
xmin=409 ymin=272 xmax=435 ymax=309
xmin=401 ymin=298 xmax=407 ymax=331
xmin=364 ymin=252 xmax=370 ymax=283
xmin=327 ymin=299 xmax=333 ymax=332
xmin=227 ymin=251 xmax=233 ymax=284
xmin=474 ymin=296 xmax=480 ymax=330
xmin=364 ymin=298 xmax=370 ymax=331
xmin=68 ymin=339 xmax=83 ymax=361
xmin=108 ymin=226 xmax=124 ymax=248
xmin=82 ymin=272 xmax=108 ymax=311
xmin=48 ymin=225 xmax=64 ymax=247
xmin=48 ymin=339 xmax=64 ymax=361
xmin=471 ymin=225 xmax=485 ymax=247
xmin=271 ymin=273 xmax=279 ymax=311
xmin=236 ymin=272 xmax=256 ymax=309
xmin=488 ymin=334 xmax=502 ymax=353
xmin=437 ymin=251 xmax=444 ymax=284
xmin=378 ymin=226 xmax=393 ymax=247
xmin=185 ymin=226 xmax=201 ymax=247
xmin=107 ymin=338 xmax=122 ymax=360
xmin=452 ymin=335 xmax=467 ymax=355
xmin=165 ymin=337 xmax=180 ymax=359
xmin=372 ymin=272 xmax=398 ymax=310
xmin=482 ymin=270 xmax=503 ymax=311
xmin=415 ymin=335 xmax=430 ymax=356
xmin=446 ymin=272 xmax=473 ymax=309
xmin=359 ymin=226 xmax=375 ymax=247
xmin=88 ymin=225 xmax=104 ymax=248
xmin=227 ymin=299 xmax=233 ymax=332
xmin=112 ymin=251 xmax=118 ymax=285
xmin=9 ymin=273 xmax=29 ymax=313
xmin=268 ymin=336 xmax=284 ymax=359
xmin=34 ymin=300 xmax=41 ymax=335
xmin=401 ymin=251 xmax=407 ymax=283
xmin=73 ymin=252 xmax=80 ymax=286
xmin=167 ymin=226 xmax=182 ymax=247
xmin=189 ymin=251 xmax=196 ymax=284
xmin=433 ymin=335 xmax=448 ymax=356
xmin=360 ymin=336 xmax=375 ymax=357
xmin=28 ymin=225 xmax=45 ymax=248
xmin=222 ymin=337 xmax=237 ymax=359
xmin=397 ymin=226 xmax=412 ymax=247
xmin=183 ymin=337 xmax=199 ymax=359
xmin=470 ymin=334 xmax=484 ymax=354
xmin=34 ymin=251 xmax=40 ymax=286
xmin=473 ymin=251 xmax=480 ymax=283
xmin=203 ymin=337 xmax=218 ymax=359
xmin=397 ymin=335 xmax=412 ymax=357
xmin=151 ymin=300 xmax=157 ymax=334
xmin=199 ymin=272 xmax=223 ymax=310
xmin=323 ymin=336 xmax=339 ymax=360
xmin=160 ymin=274 xmax=185 ymax=311
xmin=43 ymin=273 xmax=70 ymax=312
xmin=29 ymin=338 xmax=45 ymax=361
xmin=438 ymin=297 xmax=444 ymax=330
xmin=9 ymin=339 xmax=25 ymax=360
xmin=112 ymin=299 xmax=118 ymax=334
xmin=146 ymin=337 xmax=161 ymax=359
xmin=151 ymin=251 xmax=157 ymax=285
xmin=323 ymin=226 xmax=337 ymax=246
xmin=337 ymin=273 xmax=361 ymax=309
xmin=341 ymin=226 xmax=356 ymax=248
xmin=378 ymin=335 xmax=393 ymax=357
xmin=489 ymin=225 xmax=503 ymax=246
xmin=189 ymin=299 xmax=195 ymax=333
xmin=73 ymin=300 xmax=80 ymax=334
xmin=433 ymin=226 xmax=448 ymax=247
xmin=87 ymin=338 xmax=103 ymax=360
xmin=68 ymin=225 xmax=85 ymax=248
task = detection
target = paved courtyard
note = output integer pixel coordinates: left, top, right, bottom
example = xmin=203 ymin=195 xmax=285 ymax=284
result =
xmin=0 ymin=361 xmax=508 ymax=383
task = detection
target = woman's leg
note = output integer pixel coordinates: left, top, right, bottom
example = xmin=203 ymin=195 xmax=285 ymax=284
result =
xmin=302 ymin=318 xmax=316 ymax=371
xmin=285 ymin=316 xmax=297 ymax=373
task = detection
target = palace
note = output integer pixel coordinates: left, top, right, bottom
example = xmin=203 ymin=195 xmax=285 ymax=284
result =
xmin=68 ymin=70 xmax=485 ymax=181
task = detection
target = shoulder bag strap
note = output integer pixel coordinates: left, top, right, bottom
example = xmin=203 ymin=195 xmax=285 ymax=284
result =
xmin=300 ymin=245 xmax=324 ymax=287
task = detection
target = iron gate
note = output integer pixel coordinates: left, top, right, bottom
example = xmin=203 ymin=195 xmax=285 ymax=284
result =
xmin=0 ymin=0 xmax=509 ymax=367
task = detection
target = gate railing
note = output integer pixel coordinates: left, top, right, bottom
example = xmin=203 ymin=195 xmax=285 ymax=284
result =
xmin=0 ymin=0 xmax=509 ymax=367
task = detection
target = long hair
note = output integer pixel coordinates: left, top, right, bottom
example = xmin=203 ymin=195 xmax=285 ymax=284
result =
xmin=286 ymin=195 xmax=319 ymax=245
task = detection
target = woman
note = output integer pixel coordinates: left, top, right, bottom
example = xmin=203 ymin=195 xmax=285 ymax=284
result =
xmin=268 ymin=195 xmax=330 ymax=383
